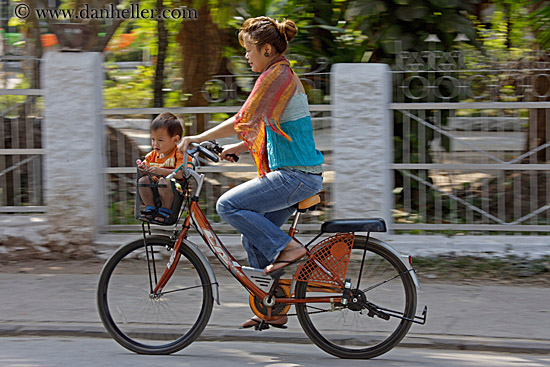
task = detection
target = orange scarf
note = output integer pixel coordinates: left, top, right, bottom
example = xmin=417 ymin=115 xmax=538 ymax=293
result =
xmin=234 ymin=56 xmax=296 ymax=177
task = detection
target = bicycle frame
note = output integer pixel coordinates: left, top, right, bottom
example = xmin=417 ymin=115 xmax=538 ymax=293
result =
xmin=154 ymin=197 xmax=344 ymax=306
xmin=152 ymin=151 xmax=346 ymax=307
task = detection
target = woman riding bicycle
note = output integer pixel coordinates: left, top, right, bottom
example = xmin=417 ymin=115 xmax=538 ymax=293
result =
xmin=178 ymin=16 xmax=324 ymax=328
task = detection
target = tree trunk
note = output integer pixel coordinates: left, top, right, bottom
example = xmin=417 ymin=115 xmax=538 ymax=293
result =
xmin=178 ymin=2 xmax=222 ymax=134
xmin=153 ymin=0 xmax=168 ymax=108
xmin=23 ymin=0 xmax=42 ymax=89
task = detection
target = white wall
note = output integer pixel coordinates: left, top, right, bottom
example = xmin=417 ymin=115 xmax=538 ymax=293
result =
xmin=42 ymin=52 xmax=106 ymax=246
xmin=331 ymin=63 xmax=393 ymax=223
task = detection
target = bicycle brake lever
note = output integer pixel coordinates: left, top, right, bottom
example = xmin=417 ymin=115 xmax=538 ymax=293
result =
xmin=200 ymin=140 xmax=239 ymax=162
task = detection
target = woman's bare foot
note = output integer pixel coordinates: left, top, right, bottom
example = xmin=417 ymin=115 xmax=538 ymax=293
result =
xmin=263 ymin=240 xmax=306 ymax=274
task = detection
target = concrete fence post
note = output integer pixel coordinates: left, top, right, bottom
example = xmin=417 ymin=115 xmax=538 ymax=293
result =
xmin=42 ymin=52 xmax=106 ymax=247
xmin=331 ymin=63 xmax=393 ymax=224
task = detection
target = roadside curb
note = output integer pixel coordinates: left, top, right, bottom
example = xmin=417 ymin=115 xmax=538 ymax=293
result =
xmin=1 ymin=323 xmax=548 ymax=355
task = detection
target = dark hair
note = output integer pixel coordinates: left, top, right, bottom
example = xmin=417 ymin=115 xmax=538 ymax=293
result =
xmin=151 ymin=112 xmax=183 ymax=139
xmin=238 ymin=16 xmax=297 ymax=55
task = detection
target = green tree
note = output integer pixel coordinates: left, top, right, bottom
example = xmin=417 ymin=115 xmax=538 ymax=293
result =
xmin=529 ymin=0 xmax=550 ymax=48
xmin=346 ymin=0 xmax=480 ymax=63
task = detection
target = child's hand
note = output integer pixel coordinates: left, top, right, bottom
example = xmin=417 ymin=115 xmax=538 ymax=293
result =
xmin=137 ymin=159 xmax=148 ymax=170
xmin=147 ymin=166 xmax=162 ymax=175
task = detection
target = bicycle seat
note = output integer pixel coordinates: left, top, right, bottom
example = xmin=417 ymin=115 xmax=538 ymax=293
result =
xmin=297 ymin=195 xmax=321 ymax=212
xmin=321 ymin=218 xmax=387 ymax=233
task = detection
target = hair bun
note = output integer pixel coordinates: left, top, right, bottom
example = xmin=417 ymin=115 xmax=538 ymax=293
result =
xmin=277 ymin=19 xmax=297 ymax=43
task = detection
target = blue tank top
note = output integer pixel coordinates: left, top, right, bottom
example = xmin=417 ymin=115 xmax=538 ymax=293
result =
xmin=265 ymin=93 xmax=324 ymax=172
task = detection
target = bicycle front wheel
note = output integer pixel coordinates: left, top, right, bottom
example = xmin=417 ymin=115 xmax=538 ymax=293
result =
xmin=97 ymin=235 xmax=213 ymax=354
xmin=295 ymin=236 xmax=417 ymax=359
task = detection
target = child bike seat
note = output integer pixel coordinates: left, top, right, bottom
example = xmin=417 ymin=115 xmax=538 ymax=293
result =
xmin=321 ymin=218 xmax=387 ymax=233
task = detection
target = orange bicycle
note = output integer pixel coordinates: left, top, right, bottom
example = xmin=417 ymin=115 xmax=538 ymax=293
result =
xmin=97 ymin=142 xmax=427 ymax=359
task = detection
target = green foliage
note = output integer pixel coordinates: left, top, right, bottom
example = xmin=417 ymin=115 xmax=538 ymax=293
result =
xmin=467 ymin=1 xmax=531 ymax=55
xmin=281 ymin=0 xmax=369 ymax=63
xmin=104 ymin=66 xmax=154 ymax=109
xmin=0 ymin=76 xmax=30 ymax=116
xmin=346 ymin=0 xmax=480 ymax=63
xmin=109 ymin=200 xmax=139 ymax=225
xmin=529 ymin=0 xmax=550 ymax=48
xmin=413 ymin=255 xmax=550 ymax=284
xmin=101 ymin=0 xmax=193 ymax=108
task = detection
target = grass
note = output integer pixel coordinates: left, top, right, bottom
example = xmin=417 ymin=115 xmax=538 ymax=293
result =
xmin=412 ymin=255 xmax=550 ymax=285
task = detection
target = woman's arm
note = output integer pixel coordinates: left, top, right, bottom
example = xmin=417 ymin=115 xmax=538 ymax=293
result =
xmin=178 ymin=116 xmax=237 ymax=153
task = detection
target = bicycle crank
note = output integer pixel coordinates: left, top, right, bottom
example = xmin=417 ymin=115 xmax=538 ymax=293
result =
xmin=248 ymin=286 xmax=290 ymax=321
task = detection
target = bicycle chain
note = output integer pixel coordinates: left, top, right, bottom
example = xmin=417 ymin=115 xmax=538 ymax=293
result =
xmin=286 ymin=308 xmax=337 ymax=317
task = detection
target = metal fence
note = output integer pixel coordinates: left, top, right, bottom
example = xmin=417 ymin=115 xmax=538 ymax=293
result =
xmin=9 ymin=49 xmax=547 ymax=235
xmin=390 ymin=49 xmax=550 ymax=234
xmin=0 ymin=55 xmax=44 ymax=213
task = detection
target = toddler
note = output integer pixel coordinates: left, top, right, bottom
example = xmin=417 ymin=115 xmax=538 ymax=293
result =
xmin=138 ymin=112 xmax=185 ymax=223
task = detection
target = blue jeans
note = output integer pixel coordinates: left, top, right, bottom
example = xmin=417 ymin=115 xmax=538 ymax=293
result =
xmin=216 ymin=168 xmax=323 ymax=269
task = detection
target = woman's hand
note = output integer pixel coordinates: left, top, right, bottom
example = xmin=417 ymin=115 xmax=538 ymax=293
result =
xmin=220 ymin=142 xmax=247 ymax=162
xmin=178 ymin=135 xmax=201 ymax=155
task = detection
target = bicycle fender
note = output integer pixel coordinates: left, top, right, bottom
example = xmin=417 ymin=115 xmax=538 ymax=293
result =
xmin=369 ymin=237 xmax=421 ymax=290
xmin=182 ymin=238 xmax=220 ymax=305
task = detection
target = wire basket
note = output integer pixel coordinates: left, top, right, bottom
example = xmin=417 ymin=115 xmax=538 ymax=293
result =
xmin=134 ymin=167 xmax=188 ymax=226
xmin=294 ymin=233 xmax=355 ymax=286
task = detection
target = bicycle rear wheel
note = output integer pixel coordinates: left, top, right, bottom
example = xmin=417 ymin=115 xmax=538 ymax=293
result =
xmin=97 ymin=235 xmax=213 ymax=354
xmin=295 ymin=236 xmax=416 ymax=359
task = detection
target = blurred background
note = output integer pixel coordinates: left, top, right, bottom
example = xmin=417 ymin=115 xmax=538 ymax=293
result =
xmin=0 ymin=1 xmax=549 ymax=275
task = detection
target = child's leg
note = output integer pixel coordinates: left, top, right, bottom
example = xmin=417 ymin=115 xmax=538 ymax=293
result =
xmin=158 ymin=178 xmax=174 ymax=209
xmin=138 ymin=175 xmax=155 ymax=207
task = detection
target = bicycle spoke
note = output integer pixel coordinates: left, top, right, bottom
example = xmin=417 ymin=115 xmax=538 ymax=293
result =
xmin=362 ymin=273 xmax=401 ymax=293
xmin=362 ymin=268 xmax=414 ymax=293
xmin=160 ymin=283 xmax=211 ymax=296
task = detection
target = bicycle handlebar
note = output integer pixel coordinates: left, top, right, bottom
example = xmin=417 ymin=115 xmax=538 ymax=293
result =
xmin=166 ymin=142 xmax=220 ymax=181
xmin=193 ymin=142 xmax=220 ymax=163
xmin=200 ymin=140 xmax=239 ymax=162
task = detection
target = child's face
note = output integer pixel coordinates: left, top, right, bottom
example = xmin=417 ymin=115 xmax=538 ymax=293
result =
xmin=151 ymin=127 xmax=179 ymax=157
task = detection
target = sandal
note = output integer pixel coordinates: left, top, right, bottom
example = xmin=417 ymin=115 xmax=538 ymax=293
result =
xmin=154 ymin=207 xmax=172 ymax=223
xmin=139 ymin=206 xmax=156 ymax=222
xmin=239 ymin=316 xmax=288 ymax=330
xmin=263 ymin=244 xmax=307 ymax=274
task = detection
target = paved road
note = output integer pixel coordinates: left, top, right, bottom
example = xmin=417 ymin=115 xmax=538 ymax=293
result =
xmin=1 ymin=269 xmax=549 ymax=351
xmin=1 ymin=250 xmax=549 ymax=362
xmin=0 ymin=337 xmax=548 ymax=367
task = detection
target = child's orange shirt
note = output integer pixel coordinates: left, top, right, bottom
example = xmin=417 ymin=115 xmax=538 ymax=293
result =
xmin=143 ymin=147 xmax=185 ymax=169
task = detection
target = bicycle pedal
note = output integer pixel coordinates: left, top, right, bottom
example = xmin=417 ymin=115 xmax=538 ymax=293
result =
xmin=254 ymin=320 xmax=270 ymax=331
